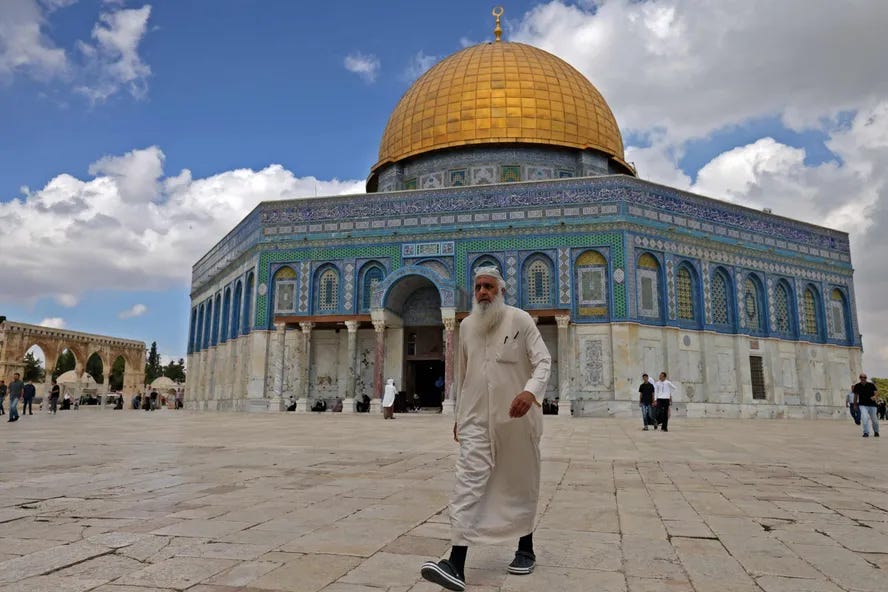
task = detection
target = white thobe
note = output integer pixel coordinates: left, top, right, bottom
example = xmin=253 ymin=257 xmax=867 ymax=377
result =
xmin=383 ymin=384 xmax=396 ymax=408
xmin=451 ymin=305 xmax=551 ymax=546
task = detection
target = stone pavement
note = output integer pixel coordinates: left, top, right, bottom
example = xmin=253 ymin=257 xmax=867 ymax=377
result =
xmin=1 ymin=410 xmax=886 ymax=592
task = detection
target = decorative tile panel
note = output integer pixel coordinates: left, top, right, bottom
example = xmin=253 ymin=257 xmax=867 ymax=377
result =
xmin=558 ymin=247 xmax=570 ymax=305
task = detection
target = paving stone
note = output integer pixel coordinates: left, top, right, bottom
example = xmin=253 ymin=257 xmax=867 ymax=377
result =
xmin=382 ymin=534 xmax=450 ymax=557
xmin=115 ymin=556 xmax=236 ymax=589
xmin=280 ymin=517 xmax=415 ymax=557
xmin=755 ymin=575 xmax=846 ymax=592
xmin=0 ymin=540 xmax=112 ymax=584
xmin=204 ymin=559 xmax=283 ymax=586
xmin=249 ymin=554 xmax=361 ymax=591
xmin=501 ymin=566 xmax=626 ymax=591
xmin=338 ymin=551 xmax=429 ymax=587
xmin=150 ymin=519 xmax=253 ymax=538
xmin=0 ymin=574 xmax=108 ymax=592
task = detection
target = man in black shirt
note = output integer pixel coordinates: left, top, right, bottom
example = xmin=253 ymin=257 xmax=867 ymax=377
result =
xmin=853 ymin=373 xmax=880 ymax=438
xmin=639 ymin=373 xmax=655 ymax=431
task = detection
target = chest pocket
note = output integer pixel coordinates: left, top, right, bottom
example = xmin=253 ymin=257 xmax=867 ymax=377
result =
xmin=496 ymin=339 xmax=521 ymax=364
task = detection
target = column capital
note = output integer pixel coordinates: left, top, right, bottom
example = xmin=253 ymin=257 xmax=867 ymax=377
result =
xmin=555 ymin=314 xmax=571 ymax=329
xmin=372 ymin=319 xmax=386 ymax=333
xmin=443 ymin=317 xmax=456 ymax=332
xmin=299 ymin=321 xmax=314 ymax=334
xmin=274 ymin=321 xmax=287 ymax=331
xmin=344 ymin=320 xmax=359 ymax=333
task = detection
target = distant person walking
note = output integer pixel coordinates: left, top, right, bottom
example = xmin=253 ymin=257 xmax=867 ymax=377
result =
xmin=7 ymin=373 xmax=23 ymax=422
xmin=654 ymin=372 xmax=676 ymax=432
xmin=0 ymin=379 xmax=6 ymax=415
xmin=22 ymin=379 xmax=36 ymax=415
xmin=638 ymin=373 xmax=655 ymax=430
xmin=853 ymin=373 xmax=879 ymax=438
xmin=383 ymin=378 xmax=397 ymax=419
xmin=49 ymin=379 xmax=60 ymax=414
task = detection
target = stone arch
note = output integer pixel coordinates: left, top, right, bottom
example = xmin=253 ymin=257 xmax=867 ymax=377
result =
xmin=375 ymin=265 xmax=454 ymax=311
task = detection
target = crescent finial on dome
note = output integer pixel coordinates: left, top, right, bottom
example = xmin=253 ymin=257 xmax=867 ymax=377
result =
xmin=493 ymin=6 xmax=504 ymax=42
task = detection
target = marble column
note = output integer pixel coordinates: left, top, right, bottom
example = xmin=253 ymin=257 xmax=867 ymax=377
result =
xmin=371 ymin=319 xmax=385 ymax=414
xmin=442 ymin=316 xmax=456 ymax=416
xmin=343 ymin=320 xmax=359 ymax=413
xmin=101 ymin=370 xmax=111 ymax=409
xmin=297 ymin=322 xmax=314 ymax=413
xmin=272 ymin=322 xmax=287 ymax=411
xmin=555 ymin=315 xmax=572 ymax=416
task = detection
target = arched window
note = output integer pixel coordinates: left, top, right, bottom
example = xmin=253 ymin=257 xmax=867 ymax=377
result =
xmin=523 ymin=255 xmax=553 ymax=307
xmin=676 ymin=265 xmax=697 ymax=322
xmin=636 ymin=253 xmax=661 ymax=319
xmin=231 ymin=281 xmax=242 ymax=340
xmin=242 ymin=271 xmax=254 ymax=334
xmin=711 ymin=268 xmax=732 ymax=326
xmin=828 ymin=288 xmax=848 ymax=341
xmin=360 ymin=263 xmax=385 ymax=312
xmin=211 ymin=294 xmax=221 ymax=346
xmin=195 ymin=304 xmax=204 ymax=352
xmin=802 ymin=286 xmax=820 ymax=337
xmin=743 ymin=275 xmax=764 ymax=332
xmin=188 ymin=307 xmax=197 ymax=354
xmin=773 ymin=281 xmax=793 ymax=334
xmin=576 ymin=250 xmax=608 ymax=318
xmin=317 ymin=267 xmax=340 ymax=312
xmin=274 ymin=266 xmax=297 ymax=313
xmin=202 ymin=300 xmax=212 ymax=349
xmin=221 ymin=288 xmax=231 ymax=342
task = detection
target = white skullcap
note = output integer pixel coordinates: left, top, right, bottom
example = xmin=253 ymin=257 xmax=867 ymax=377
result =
xmin=473 ymin=266 xmax=503 ymax=282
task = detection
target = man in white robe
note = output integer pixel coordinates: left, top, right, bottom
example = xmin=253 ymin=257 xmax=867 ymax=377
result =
xmin=421 ymin=266 xmax=551 ymax=591
xmin=383 ymin=378 xmax=397 ymax=419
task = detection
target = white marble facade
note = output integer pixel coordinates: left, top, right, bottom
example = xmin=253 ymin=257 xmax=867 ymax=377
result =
xmin=186 ymin=320 xmax=860 ymax=419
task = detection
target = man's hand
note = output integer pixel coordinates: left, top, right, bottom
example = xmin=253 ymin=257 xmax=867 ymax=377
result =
xmin=509 ymin=391 xmax=537 ymax=418
xmin=453 ymin=422 xmax=459 ymax=443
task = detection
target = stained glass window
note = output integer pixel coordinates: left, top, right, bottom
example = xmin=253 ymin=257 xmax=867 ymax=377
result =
xmin=361 ymin=265 xmax=384 ymax=311
xmin=829 ymin=289 xmax=846 ymax=340
xmin=803 ymin=287 xmax=818 ymax=336
xmin=774 ymin=282 xmax=790 ymax=333
xmin=274 ymin=267 xmax=297 ymax=313
xmin=677 ymin=267 xmax=695 ymax=321
xmin=318 ymin=269 xmax=339 ymax=312
xmin=711 ymin=271 xmax=729 ymax=325
xmin=576 ymin=250 xmax=608 ymax=317
xmin=637 ymin=254 xmax=659 ymax=318
xmin=743 ymin=277 xmax=762 ymax=331
xmin=525 ymin=258 xmax=552 ymax=306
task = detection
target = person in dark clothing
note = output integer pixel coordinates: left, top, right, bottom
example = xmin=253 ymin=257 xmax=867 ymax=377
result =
xmin=7 ymin=373 xmax=23 ymax=422
xmin=356 ymin=393 xmax=371 ymax=412
xmin=853 ymin=374 xmax=880 ymax=437
xmin=639 ymin=373 xmax=655 ymax=430
xmin=0 ymin=379 xmax=6 ymax=415
xmin=114 ymin=395 xmax=124 ymax=410
xmin=22 ymin=380 xmax=36 ymax=415
xmin=49 ymin=379 xmax=60 ymax=414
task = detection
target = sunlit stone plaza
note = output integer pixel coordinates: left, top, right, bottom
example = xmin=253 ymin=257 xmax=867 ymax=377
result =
xmin=0 ymin=411 xmax=885 ymax=592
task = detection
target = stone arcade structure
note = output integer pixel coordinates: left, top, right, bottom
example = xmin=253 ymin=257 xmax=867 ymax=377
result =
xmin=0 ymin=320 xmax=146 ymax=397
xmin=186 ymin=19 xmax=862 ymax=418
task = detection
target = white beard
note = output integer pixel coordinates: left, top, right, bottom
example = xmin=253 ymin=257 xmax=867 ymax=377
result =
xmin=471 ymin=292 xmax=506 ymax=334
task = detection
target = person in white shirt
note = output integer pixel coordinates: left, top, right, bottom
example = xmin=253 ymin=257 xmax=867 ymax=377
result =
xmin=653 ymin=372 xmax=677 ymax=432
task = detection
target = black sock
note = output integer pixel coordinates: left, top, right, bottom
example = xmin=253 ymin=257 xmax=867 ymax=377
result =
xmin=449 ymin=545 xmax=467 ymax=578
xmin=518 ymin=532 xmax=534 ymax=555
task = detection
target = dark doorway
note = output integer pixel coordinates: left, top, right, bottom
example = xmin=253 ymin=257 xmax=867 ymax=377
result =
xmin=407 ymin=359 xmax=445 ymax=410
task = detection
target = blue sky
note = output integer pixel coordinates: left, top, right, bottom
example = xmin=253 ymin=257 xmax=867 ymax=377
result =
xmin=2 ymin=0 xmax=887 ymax=376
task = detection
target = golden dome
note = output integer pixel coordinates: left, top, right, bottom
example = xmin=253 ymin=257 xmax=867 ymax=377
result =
xmin=372 ymin=41 xmax=630 ymax=174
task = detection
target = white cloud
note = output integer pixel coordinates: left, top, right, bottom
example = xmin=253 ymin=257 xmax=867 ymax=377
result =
xmin=344 ymin=51 xmax=380 ymax=83
xmin=118 ymin=303 xmax=147 ymax=319
xmin=0 ymin=146 xmax=364 ymax=308
xmin=403 ymin=50 xmax=438 ymax=82
xmin=39 ymin=316 xmax=66 ymax=329
xmin=0 ymin=0 xmax=68 ymax=80
xmin=55 ymin=293 xmax=78 ymax=307
xmin=76 ymin=4 xmax=152 ymax=101
xmin=512 ymin=0 xmax=888 ymax=142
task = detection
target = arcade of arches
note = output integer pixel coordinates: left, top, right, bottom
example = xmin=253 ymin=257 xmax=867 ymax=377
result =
xmin=0 ymin=321 xmax=145 ymax=396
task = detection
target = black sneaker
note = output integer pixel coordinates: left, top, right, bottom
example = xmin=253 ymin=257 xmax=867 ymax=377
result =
xmin=875 ymin=432 xmax=880 ymax=437
xmin=863 ymin=433 xmax=869 ymax=437
xmin=420 ymin=559 xmax=465 ymax=591
xmin=507 ymin=550 xmax=536 ymax=575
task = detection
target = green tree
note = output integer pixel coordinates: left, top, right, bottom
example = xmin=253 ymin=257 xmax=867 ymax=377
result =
xmin=53 ymin=349 xmax=75 ymax=380
xmin=163 ymin=358 xmax=186 ymax=383
xmin=23 ymin=351 xmax=45 ymax=382
xmin=109 ymin=356 xmax=126 ymax=391
xmin=86 ymin=353 xmax=104 ymax=384
xmin=145 ymin=341 xmax=162 ymax=384
xmin=873 ymin=377 xmax=887 ymax=400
